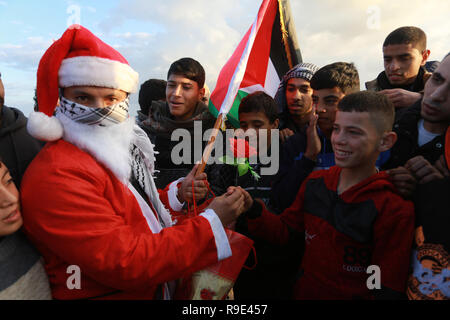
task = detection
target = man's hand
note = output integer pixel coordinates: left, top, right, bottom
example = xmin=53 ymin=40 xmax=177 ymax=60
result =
xmin=207 ymin=188 xmax=247 ymax=226
xmin=434 ymin=155 xmax=450 ymax=178
xmin=280 ymin=128 xmax=294 ymax=143
xmin=304 ymin=109 xmax=321 ymax=161
xmin=386 ymin=166 xmax=417 ymax=198
xmin=177 ymin=164 xmax=208 ymax=203
xmin=379 ymin=89 xmax=422 ymax=108
xmin=405 ymin=155 xmax=444 ymax=184
xmin=226 ymin=186 xmax=253 ymax=213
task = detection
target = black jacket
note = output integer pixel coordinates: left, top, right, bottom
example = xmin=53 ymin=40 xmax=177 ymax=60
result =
xmin=382 ymin=99 xmax=446 ymax=170
xmin=208 ymin=159 xmax=302 ymax=300
xmin=0 ymin=106 xmax=44 ymax=187
xmin=270 ymin=129 xmax=333 ymax=213
xmin=137 ymin=101 xmax=217 ymax=189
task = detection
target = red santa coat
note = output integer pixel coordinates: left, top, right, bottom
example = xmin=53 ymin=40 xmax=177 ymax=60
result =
xmin=20 ymin=139 xmax=230 ymax=300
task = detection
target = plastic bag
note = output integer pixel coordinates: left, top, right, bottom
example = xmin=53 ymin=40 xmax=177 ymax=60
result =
xmin=172 ymin=181 xmax=255 ymax=300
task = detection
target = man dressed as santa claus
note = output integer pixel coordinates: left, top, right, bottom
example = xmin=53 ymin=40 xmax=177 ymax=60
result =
xmin=20 ymin=25 xmax=247 ymax=300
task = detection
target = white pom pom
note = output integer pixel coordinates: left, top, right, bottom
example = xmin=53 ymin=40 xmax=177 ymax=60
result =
xmin=27 ymin=111 xmax=64 ymax=141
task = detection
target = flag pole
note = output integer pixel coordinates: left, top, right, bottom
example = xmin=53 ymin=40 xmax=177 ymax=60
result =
xmin=196 ymin=113 xmax=224 ymax=176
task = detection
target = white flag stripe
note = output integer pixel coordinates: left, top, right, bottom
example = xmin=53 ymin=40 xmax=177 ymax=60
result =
xmin=264 ymin=57 xmax=281 ymax=97
xmin=239 ymin=58 xmax=280 ymax=97
xmin=218 ymin=14 xmax=259 ymax=115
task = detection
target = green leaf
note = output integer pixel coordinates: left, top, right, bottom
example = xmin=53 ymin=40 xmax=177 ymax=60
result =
xmin=249 ymin=167 xmax=261 ymax=181
xmin=219 ymin=155 xmax=237 ymax=165
xmin=237 ymin=163 xmax=249 ymax=176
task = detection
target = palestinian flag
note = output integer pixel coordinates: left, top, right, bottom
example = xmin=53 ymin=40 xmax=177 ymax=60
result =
xmin=208 ymin=0 xmax=302 ymax=128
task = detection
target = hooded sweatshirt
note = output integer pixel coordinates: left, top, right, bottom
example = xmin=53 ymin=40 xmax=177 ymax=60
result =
xmin=0 ymin=105 xmax=44 ymax=187
xmin=0 ymin=106 xmax=50 ymax=299
xmin=246 ymin=166 xmax=415 ymax=299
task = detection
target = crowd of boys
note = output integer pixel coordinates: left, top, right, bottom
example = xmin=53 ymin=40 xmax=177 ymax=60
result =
xmin=0 ymin=24 xmax=448 ymax=300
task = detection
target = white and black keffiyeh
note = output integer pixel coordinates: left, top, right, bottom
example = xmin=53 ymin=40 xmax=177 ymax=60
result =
xmin=56 ymin=96 xmax=129 ymax=126
xmin=130 ymin=125 xmax=173 ymax=229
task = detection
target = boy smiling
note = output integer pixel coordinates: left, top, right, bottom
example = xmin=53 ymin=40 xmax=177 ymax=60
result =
xmin=240 ymin=91 xmax=415 ymax=299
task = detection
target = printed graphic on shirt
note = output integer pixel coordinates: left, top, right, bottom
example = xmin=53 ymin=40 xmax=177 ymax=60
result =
xmin=407 ymin=226 xmax=450 ymax=300
xmin=304 ymin=230 xmax=316 ymax=245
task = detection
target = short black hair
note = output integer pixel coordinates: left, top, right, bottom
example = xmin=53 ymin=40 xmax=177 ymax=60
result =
xmin=167 ymin=57 xmax=205 ymax=88
xmin=383 ymin=26 xmax=427 ymax=52
xmin=238 ymin=91 xmax=278 ymax=124
xmin=138 ymin=79 xmax=167 ymax=115
xmin=310 ymin=62 xmax=360 ymax=95
xmin=338 ymin=91 xmax=395 ymax=134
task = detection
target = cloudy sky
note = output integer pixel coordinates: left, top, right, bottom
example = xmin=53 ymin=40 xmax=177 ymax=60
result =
xmin=0 ymin=0 xmax=449 ymax=116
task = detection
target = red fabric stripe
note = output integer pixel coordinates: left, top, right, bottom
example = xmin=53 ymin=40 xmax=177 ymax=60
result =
xmin=210 ymin=26 xmax=252 ymax=112
xmin=241 ymin=0 xmax=278 ymax=89
xmin=210 ymin=0 xmax=278 ymax=112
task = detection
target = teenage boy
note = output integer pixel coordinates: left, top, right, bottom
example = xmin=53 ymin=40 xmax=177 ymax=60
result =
xmin=209 ymin=91 xmax=301 ymax=299
xmin=136 ymin=78 xmax=167 ymax=118
xmin=139 ymin=58 xmax=215 ymax=189
xmin=270 ymin=62 xmax=362 ymax=212
xmin=406 ymin=127 xmax=450 ymax=300
xmin=383 ymin=53 xmax=450 ymax=196
xmin=366 ymin=26 xmax=431 ymax=110
xmin=235 ymin=91 xmax=415 ymax=299
xmin=274 ymin=63 xmax=319 ymax=143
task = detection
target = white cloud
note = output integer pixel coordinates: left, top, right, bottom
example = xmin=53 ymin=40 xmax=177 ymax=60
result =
xmin=2 ymin=0 xmax=450 ymax=116
xmin=0 ymin=37 xmax=51 ymax=70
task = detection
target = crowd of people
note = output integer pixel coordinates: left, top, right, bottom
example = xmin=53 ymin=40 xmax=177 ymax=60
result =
xmin=0 ymin=24 xmax=448 ymax=300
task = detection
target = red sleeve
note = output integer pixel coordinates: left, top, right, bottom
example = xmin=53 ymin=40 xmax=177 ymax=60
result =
xmin=157 ymin=180 xmax=181 ymax=215
xmin=246 ymin=178 xmax=307 ymax=245
xmin=371 ymin=194 xmax=415 ymax=295
xmin=21 ymin=163 xmax=221 ymax=292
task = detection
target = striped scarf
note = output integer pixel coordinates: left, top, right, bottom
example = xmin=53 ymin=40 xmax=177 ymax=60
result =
xmin=56 ymin=96 xmax=129 ymax=127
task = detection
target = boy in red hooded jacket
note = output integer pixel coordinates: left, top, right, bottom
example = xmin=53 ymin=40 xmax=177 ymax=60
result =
xmin=234 ymin=91 xmax=415 ymax=299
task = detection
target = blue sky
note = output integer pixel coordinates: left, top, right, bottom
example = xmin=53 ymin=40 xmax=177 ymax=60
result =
xmin=1 ymin=0 xmax=449 ymax=116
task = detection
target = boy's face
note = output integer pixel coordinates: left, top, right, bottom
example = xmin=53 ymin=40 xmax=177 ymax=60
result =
xmin=383 ymin=43 xmax=428 ymax=86
xmin=285 ymin=78 xmax=313 ymax=118
xmin=312 ymin=87 xmax=346 ymax=138
xmin=421 ymin=55 xmax=450 ymax=124
xmin=63 ymin=86 xmax=127 ymax=108
xmin=331 ymin=111 xmax=381 ymax=169
xmin=239 ymin=111 xmax=279 ymax=151
xmin=0 ymin=162 xmax=22 ymax=237
xmin=166 ymin=74 xmax=204 ymax=121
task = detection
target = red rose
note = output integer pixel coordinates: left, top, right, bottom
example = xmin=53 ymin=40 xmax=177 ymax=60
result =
xmin=229 ymin=138 xmax=257 ymax=159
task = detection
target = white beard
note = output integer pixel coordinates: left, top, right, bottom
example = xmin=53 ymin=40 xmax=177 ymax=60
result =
xmin=56 ymin=112 xmax=135 ymax=184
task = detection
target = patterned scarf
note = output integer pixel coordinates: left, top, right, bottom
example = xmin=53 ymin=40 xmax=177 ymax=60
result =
xmin=55 ymin=96 xmax=172 ymax=229
xmin=274 ymin=62 xmax=319 ymax=114
xmin=56 ymin=96 xmax=129 ymax=127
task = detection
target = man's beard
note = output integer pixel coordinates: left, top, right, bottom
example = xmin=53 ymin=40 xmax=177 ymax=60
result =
xmin=56 ymin=112 xmax=135 ymax=183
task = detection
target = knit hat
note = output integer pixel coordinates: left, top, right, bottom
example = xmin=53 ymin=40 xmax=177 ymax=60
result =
xmin=28 ymin=25 xmax=139 ymax=141
xmin=274 ymin=62 xmax=319 ymax=114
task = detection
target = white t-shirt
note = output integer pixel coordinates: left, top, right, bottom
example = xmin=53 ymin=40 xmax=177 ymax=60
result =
xmin=417 ymin=119 xmax=440 ymax=147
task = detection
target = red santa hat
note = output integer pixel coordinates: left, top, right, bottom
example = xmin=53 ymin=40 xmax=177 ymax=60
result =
xmin=28 ymin=25 xmax=139 ymax=141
